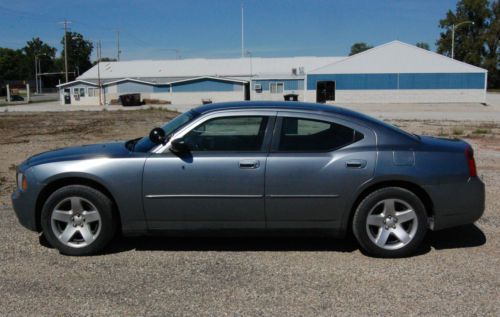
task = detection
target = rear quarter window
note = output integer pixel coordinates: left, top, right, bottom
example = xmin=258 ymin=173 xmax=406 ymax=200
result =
xmin=277 ymin=117 xmax=364 ymax=152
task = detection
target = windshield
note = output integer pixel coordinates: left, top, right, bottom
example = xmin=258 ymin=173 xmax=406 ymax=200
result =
xmin=132 ymin=110 xmax=198 ymax=152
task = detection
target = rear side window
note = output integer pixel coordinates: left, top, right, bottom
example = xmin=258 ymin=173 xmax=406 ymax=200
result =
xmin=277 ymin=117 xmax=363 ymax=152
xmin=184 ymin=116 xmax=269 ymax=151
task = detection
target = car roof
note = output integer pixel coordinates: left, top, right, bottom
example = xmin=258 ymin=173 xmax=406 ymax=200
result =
xmin=193 ymin=101 xmax=365 ymax=119
xmin=192 ymin=101 xmax=419 ymax=143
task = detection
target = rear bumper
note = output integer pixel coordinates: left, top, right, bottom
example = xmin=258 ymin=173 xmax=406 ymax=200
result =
xmin=424 ymin=177 xmax=485 ymax=231
xmin=11 ymin=188 xmax=39 ymax=232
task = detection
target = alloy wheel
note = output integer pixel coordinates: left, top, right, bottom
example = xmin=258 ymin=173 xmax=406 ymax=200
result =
xmin=365 ymin=198 xmax=418 ymax=250
xmin=50 ymin=196 xmax=102 ymax=248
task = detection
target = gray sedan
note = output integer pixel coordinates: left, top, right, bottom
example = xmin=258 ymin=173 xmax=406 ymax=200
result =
xmin=11 ymin=101 xmax=485 ymax=257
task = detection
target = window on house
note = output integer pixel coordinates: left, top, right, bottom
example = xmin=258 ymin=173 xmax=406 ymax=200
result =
xmin=73 ymin=87 xmax=85 ymax=97
xmin=88 ymin=88 xmax=98 ymax=97
xmin=270 ymin=82 xmax=284 ymax=94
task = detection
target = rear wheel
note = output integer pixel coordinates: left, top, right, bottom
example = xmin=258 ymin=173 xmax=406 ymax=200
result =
xmin=352 ymin=187 xmax=428 ymax=257
xmin=41 ymin=185 xmax=117 ymax=256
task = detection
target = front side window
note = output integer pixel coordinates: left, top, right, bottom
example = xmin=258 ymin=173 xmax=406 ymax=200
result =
xmin=183 ymin=116 xmax=269 ymax=151
xmin=270 ymin=82 xmax=284 ymax=94
xmin=277 ymin=117 xmax=363 ymax=152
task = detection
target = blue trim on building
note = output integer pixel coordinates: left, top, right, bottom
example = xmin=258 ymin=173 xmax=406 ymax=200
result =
xmin=116 ymin=81 xmax=155 ymax=93
xmin=307 ymin=73 xmax=485 ymax=90
xmin=398 ymin=73 xmax=485 ymax=89
xmin=65 ymin=83 xmax=97 ymax=89
xmin=253 ymin=79 xmax=304 ymax=91
xmin=171 ymin=78 xmax=243 ymax=92
xmin=153 ymin=85 xmax=170 ymax=93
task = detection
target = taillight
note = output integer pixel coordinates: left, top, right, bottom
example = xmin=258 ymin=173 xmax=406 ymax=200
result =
xmin=465 ymin=146 xmax=477 ymax=177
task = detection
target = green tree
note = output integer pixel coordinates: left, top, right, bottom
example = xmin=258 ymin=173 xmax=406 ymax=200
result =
xmin=0 ymin=48 xmax=30 ymax=80
xmin=92 ymin=57 xmax=117 ymax=66
xmin=436 ymin=0 xmax=489 ymax=65
xmin=416 ymin=42 xmax=430 ymax=50
xmin=23 ymin=37 xmax=57 ymax=81
xmin=436 ymin=0 xmax=499 ymax=88
xmin=61 ymin=32 xmax=94 ymax=79
xmin=349 ymin=42 xmax=373 ymax=56
xmin=483 ymin=1 xmax=499 ymax=88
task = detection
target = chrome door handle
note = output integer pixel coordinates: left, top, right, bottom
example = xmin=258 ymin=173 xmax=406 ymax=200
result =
xmin=346 ymin=159 xmax=367 ymax=168
xmin=239 ymin=160 xmax=260 ymax=169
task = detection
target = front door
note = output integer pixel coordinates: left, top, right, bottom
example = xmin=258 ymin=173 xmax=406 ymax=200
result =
xmin=265 ymin=112 xmax=375 ymax=229
xmin=143 ymin=112 xmax=275 ymax=230
xmin=64 ymin=89 xmax=71 ymax=104
xmin=316 ymin=81 xmax=335 ymax=103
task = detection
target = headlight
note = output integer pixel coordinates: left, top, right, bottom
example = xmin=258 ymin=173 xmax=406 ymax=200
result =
xmin=17 ymin=173 xmax=27 ymax=191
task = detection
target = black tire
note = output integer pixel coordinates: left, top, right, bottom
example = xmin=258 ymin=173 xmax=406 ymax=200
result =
xmin=352 ymin=187 xmax=428 ymax=258
xmin=41 ymin=185 xmax=117 ymax=256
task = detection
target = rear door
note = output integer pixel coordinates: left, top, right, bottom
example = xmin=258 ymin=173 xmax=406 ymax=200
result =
xmin=265 ymin=111 xmax=376 ymax=229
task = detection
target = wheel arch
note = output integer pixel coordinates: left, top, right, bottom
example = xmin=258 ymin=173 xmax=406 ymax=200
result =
xmin=344 ymin=180 xmax=434 ymax=235
xmin=35 ymin=177 xmax=122 ymax=232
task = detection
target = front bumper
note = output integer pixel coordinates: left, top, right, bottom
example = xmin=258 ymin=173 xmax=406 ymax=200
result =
xmin=424 ymin=177 xmax=485 ymax=231
xmin=11 ymin=188 xmax=39 ymax=232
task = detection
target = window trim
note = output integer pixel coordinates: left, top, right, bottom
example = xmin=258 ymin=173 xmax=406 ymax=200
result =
xmin=271 ymin=116 xmax=364 ymax=153
xmin=88 ymin=87 xmax=98 ymax=97
xmin=269 ymin=82 xmax=284 ymax=94
xmin=156 ymin=113 xmax=277 ymax=154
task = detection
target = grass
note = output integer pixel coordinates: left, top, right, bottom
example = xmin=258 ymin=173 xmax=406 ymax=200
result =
xmin=472 ymin=128 xmax=491 ymax=134
xmin=437 ymin=127 xmax=448 ymax=136
xmin=452 ymin=127 xmax=464 ymax=135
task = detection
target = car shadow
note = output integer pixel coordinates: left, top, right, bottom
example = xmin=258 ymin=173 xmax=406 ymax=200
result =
xmin=39 ymin=224 xmax=486 ymax=256
xmin=425 ymin=224 xmax=487 ymax=250
xmin=105 ymin=234 xmax=360 ymax=254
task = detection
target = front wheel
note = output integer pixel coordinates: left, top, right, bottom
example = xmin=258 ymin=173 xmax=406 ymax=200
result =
xmin=352 ymin=187 xmax=428 ymax=258
xmin=41 ymin=185 xmax=117 ymax=256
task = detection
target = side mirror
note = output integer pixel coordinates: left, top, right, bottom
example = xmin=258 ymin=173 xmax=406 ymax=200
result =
xmin=170 ymin=138 xmax=190 ymax=153
xmin=149 ymin=127 xmax=166 ymax=144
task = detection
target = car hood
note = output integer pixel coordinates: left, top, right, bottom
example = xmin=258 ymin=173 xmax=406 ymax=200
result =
xmin=26 ymin=142 xmax=130 ymax=167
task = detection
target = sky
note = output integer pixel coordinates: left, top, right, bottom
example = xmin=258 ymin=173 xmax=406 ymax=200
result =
xmin=0 ymin=0 xmax=458 ymax=60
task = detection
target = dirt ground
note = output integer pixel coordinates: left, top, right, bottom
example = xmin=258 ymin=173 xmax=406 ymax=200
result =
xmin=0 ymin=109 xmax=499 ymax=316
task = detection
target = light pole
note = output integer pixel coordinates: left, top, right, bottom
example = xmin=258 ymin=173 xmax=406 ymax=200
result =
xmin=34 ymin=54 xmax=48 ymax=94
xmin=451 ymin=21 xmax=474 ymax=59
xmin=245 ymin=50 xmax=253 ymax=77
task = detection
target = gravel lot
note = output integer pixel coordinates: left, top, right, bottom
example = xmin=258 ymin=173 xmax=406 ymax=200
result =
xmin=0 ymin=108 xmax=499 ymax=316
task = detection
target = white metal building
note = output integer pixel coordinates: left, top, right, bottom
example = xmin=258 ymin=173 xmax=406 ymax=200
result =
xmin=57 ymin=41 xmax=487 ymax=105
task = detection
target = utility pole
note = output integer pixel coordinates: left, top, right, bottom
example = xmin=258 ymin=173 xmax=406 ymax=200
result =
xmin=38 ymin=57 xmax=43 ymax=93
xmin=241 ymin=4 xmax=244 ymax=58
xmin=34 ymin=56 xmax=39 ymax=94
xmin=96 ymin=41 xmax=102 ymax=106
xmin=59 ymin=19 xmax=72 ymax=82
xmin=116 ymin=29 xmax=121 ymax=61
